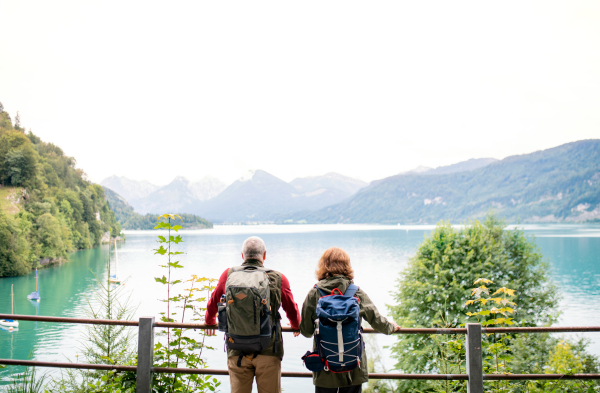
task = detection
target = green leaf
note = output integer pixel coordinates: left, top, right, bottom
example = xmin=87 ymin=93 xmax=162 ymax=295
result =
xmin=154 ymin=222 xmax=171 ymax=230
xmin=154 ymin=276 xmax=168 ymax=284
xmin=153 ymin=245 xmax=167 ymax=255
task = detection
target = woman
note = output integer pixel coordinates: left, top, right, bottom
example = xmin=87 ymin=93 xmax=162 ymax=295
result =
xmin=300 ymin=247 xmax=401 ymax=393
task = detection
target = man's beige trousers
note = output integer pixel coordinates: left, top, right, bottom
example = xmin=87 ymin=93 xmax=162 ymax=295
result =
xmin=227 ymin=355 xmax=282 ymax=393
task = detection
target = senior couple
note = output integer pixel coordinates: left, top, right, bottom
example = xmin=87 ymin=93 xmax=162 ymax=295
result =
xmin=205 ymin=236 xmax=400 ymax=393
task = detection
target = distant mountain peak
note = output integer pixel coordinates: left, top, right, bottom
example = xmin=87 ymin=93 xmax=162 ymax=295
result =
xmin=169 ymin=176 xmax=190 ymax=185
xmin=401 ymin=166 xmax=433 ymax=174
xmin=239 ymin=170 xmax=256 ymax=182
xmin=100 ymin=175 xmax=160 ymax=202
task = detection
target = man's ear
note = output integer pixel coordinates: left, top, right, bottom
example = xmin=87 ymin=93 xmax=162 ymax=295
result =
xmin=241 ymin=252 xmax=244 ymax=260
xmin=263 ymin=250 xmax=267 ymax=261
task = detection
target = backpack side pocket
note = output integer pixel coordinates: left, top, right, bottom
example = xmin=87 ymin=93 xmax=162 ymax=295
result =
xmin=301 ymin=351 xmax=325 ymax=372
xmin=218 ymin=302 xmax=227 ymax=332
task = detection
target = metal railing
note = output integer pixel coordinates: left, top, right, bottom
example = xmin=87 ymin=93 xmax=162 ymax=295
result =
xmin=1 ymin=314 xmax=600 ymax=393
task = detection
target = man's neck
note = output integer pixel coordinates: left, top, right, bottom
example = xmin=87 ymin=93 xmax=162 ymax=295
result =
xmin=243 ymin=258 xmax=264 ymax=267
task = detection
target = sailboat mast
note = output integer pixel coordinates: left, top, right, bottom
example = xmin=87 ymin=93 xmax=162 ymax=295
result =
xmin=114 ymin=239 xmax=118 ymax=278
xmin=36 ymin=269 xmax=38 ymax=292
xmin=11 ymin=284 xmax=14 ymax=314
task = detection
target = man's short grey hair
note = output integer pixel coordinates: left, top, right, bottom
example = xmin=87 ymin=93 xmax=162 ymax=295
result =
xmin=242 ymin=236 xmax=266 ymax=260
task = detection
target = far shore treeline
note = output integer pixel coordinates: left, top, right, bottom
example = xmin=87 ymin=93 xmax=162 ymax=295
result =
xmin=103 ymin=187 xmax=212 ymax=230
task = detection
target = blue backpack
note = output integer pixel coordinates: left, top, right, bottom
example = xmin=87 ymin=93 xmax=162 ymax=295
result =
xmin=314 ymin=284 xmax=363 ymax=373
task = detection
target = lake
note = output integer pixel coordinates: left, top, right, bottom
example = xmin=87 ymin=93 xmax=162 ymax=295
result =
xmin=1 ymin=224 xmax=600 ymax=392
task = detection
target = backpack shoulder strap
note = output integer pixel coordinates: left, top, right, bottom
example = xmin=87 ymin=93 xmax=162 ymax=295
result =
xmin=314 ymin=284 xmax=328 ymax=297
xmin=344 ymin=284 xmax=359 ymax=298
xmin=232 ymin=265 xmax=272 ymax=273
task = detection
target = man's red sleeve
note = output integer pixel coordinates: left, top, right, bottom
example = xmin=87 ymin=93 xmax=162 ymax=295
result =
xmin=205 ymin=269 xmax=229 ymax=326
xmin=280 ymin=274 xmax=301 ymax=330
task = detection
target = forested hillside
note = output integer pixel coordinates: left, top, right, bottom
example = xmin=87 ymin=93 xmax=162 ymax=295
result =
xmin=291 ymin=140 xmax=600 ymax=224
xmin=103 ymin=187 xmax=213 ymax=230
xmin=0 ymin=103 xmax=121 ymax=277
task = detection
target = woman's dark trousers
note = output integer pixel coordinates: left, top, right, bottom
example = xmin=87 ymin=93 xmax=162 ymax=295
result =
xmin=315 ymin=385 xmax=362 ymax=393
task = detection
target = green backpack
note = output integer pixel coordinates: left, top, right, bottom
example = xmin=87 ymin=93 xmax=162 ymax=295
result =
xmin=218 ymin=265 xmax=277 ymax=365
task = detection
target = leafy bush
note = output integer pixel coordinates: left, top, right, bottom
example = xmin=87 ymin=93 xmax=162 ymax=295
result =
xmin=389 ymin=214 xmax=559 ymax=391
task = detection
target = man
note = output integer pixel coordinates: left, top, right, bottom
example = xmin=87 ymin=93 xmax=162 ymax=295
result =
xmin=205 ymin=236 xmax=301 ymax=393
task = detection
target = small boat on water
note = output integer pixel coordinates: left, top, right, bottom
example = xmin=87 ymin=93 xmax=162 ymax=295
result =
xmin=0 ymin=284 xmax=19 ymax=330
xmin=108 ymin=239 xmax=121 ymax=284
xmin=27 ymin=268 xmax=41 ymax=301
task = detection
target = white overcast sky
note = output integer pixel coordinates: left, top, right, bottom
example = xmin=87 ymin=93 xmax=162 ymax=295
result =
xmin=1 ymin=1 xmax=599 ymax=186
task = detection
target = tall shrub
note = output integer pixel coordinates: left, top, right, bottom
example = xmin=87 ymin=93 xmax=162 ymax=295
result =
xmin=389 ymin=215 xmax=558 ymax=390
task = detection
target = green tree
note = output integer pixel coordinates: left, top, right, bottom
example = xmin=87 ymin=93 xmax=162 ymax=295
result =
xmin=389 ymin=215 xmax=558 ymax=391
xmin=35 ymin=213 xmax=67 ymax=259
xmin=4 ymin=145 xmax=38 ymax=186
xmin=0 ymin=212 xmax=30 ymax=276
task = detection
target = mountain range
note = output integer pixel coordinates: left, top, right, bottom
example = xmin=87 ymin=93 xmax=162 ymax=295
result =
xmin=101 ymin=171 xmax=368 ymax=222
xmin=288 ymin=140 xmax=600 ymax=224
xmin=191 ymin=171 xmax=368 ymax=222
xmin=101 ymin=175 xmax=227 ymax=214
xmin=101 ymin=140 xmax=600 ymax=225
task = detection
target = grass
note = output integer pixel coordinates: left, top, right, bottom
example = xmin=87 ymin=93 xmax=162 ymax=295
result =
xmin=4 ymin=367 xmax=47 ymax=393
xmin=0 ymin=186 xmax=21 ymax=215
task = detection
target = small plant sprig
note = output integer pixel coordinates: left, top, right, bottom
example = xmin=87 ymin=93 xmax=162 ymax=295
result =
xmin=465 ymin=278 xmax=517 ymax=393
xmin=152 ymin=214 xmax=220 ymax=393
xmin=465 ymin=278 xmax=517 ymax=326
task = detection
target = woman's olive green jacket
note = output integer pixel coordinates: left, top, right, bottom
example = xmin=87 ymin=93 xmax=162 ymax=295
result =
xmin=299 ymin=275 xmax=396 ymax=388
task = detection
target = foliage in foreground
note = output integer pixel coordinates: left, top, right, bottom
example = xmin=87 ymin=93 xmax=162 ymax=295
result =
xmin=44 ymin=246 xmax=136 ymax=393
xmin=383 ymin=215 xmax=599 ymax=393
xmin=0 ymin=104 xmax=121 ymax=277
xmin=34 ymin=216 xmax=219 ymax=392
xmin=150 ymin=214 xmax=219 ymax=393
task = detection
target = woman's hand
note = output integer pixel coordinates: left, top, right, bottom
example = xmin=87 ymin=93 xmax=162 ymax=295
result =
xmin=288 ymin=323 xmax=301 ymax=337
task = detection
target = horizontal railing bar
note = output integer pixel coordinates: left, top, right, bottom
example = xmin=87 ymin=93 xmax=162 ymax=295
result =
xmin=484 ymin=374 xmax=600 ymax=380
xmin=0 ymin=314 xmax=139 ymax=326
xmin=0 ymin=359 xmax=136 ymax=372
xmin=483 ymin=327 xmax=600 ymax=333
xmin=4 ymin=360 xmax=600 ymax=381
xmin=4 ymin=315 xmax=600 ymax=334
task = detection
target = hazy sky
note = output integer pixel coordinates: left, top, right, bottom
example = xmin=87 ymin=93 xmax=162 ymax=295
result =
xmin=1 ymin=1 xmax=599 ymax=186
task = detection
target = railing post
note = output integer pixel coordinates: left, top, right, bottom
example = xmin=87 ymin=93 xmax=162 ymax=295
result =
xmin=136 ymin=317 xmax=155 ymax=393
xmin=466 ymin=323 xmax=483 ymax=393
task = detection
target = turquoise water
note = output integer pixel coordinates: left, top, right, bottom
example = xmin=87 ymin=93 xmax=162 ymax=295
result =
xmin=1 ymin=224 xmax=600 ymax=392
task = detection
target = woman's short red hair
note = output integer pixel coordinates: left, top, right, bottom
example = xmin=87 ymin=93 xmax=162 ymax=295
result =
xmin=316 ymin=247 xmax=354 ymax=281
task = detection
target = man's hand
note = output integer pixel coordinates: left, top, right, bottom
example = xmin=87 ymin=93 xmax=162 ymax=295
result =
xmin=205 ymin=326 xmax=218 ymax=336
xmin=393 ymin=322 xmax=401 ymax=332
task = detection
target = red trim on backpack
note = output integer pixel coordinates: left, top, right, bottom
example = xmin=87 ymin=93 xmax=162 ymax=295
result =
xmin=331 ymin=288 xmax=343 ymax=296
xmin=324 ymin=360 xmax=353 ymax=373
